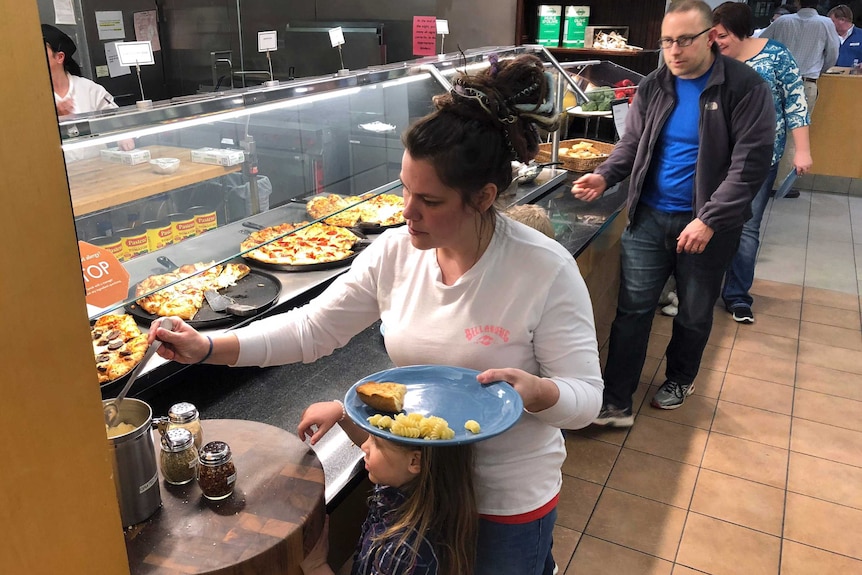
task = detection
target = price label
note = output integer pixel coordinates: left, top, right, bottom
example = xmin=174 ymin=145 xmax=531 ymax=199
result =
xmin=436 ymin=19 xmax=449 ymax=35
xmin=79 ymin=241 xmax=130 ymax=308
xmin=328 ymin=26 xmax=345 ymax=47
xmin=258 ymin=30 xmax=277 ymax=52
xmin=115 ymin=41 xmax=155 ymax=66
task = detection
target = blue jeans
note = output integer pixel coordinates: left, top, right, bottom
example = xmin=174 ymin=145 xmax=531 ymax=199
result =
xmin=603 ymin=204 xmax=742 ymax=410
xmin=475 ymin=507 xmax=557 ymax=575
xmin=722 ymin=163 xmax=779 ymax=310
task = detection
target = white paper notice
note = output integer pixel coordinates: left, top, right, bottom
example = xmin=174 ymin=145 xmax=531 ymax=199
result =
xmin=436 ymin=19 xmax=449 ymax=35
xmin=328 ymin=27 xmax=345 ymax=47
xmin=258 ymin=30 xmax=278 ymax=52
xmin=105 ymin=42 xmax=131 ymax=78
xmin=53 ymin=0 xmax=76 ymax=25
xmin=96 ymin=11 xmax=125 ymax=40
xmin=134 ymin=10 xmax=160 ymax=51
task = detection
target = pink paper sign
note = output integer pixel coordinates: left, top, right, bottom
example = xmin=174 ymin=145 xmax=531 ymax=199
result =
xmin=413 ymin=16 xmax=437 ymax=56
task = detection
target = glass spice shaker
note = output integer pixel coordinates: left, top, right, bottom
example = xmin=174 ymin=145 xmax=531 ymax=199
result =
xmin=166 ymin=402 xmax=203 ymax=449
xmin=197 ymin=441 xmax=237 ymax=500
xmin=160 ymin=428 xmax=199 ymax=485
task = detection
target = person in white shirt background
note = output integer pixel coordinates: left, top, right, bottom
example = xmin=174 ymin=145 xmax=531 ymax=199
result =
xmin=42 ymin=24 xmax=135 ymax=156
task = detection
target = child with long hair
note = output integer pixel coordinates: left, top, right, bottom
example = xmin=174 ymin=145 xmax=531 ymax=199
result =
xmin=298 ymin=401 xmax=477 ymax=575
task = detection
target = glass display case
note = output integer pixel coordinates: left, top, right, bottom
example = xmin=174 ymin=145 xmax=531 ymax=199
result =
xmin=64 ymin=44 xmax=584 ymax=328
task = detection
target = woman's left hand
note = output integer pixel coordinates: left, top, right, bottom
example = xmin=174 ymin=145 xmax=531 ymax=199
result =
xmin=477 ymin=368 xmax=559 ymax=413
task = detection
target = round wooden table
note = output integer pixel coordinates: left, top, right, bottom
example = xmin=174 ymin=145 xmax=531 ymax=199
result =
xmin=125 ymin=419 xmax=326 ymax=575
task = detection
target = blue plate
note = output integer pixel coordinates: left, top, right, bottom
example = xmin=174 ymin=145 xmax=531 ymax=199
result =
xmin=345 ymin=365 xmax=524 ymax=446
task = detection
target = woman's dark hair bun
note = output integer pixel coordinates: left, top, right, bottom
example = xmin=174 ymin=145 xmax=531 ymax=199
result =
xmin=433 ymin=54 xmax=560 ymax=162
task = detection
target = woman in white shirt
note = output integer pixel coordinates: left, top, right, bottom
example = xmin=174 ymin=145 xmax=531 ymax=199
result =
xmin=42 ymin=24 xmax=117 ymax=116
xmin=151 ymin=54 xmax=603 ymax=575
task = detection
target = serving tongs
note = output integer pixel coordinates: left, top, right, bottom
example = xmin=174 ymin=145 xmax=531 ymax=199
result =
xmin=104 ymin=318 xmax=174 ymax=428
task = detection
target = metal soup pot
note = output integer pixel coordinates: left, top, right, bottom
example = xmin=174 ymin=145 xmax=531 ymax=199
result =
xmin=104 ymin=398 xmax=161 ymax=526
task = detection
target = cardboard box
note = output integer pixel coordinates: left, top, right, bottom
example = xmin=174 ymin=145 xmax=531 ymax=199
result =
xmin=584 ymin=26 xmax=631 ymax=49
xmin=536 ymin=5 xmax=563 ymax=48
xmin=190 ymin=147 xmax=245 ymax=167
xmin=99 ymin=148 xmax=151 ymax=166
xmin=563 ymin=6 xmax=590 ymax=49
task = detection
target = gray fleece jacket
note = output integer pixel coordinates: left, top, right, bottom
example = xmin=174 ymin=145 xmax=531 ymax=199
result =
xmin=595 ymin=51 xmax=776 ymax=233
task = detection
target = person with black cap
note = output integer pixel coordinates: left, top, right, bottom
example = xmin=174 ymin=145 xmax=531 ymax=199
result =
xmin=42 ymin=24 xmax=118 ymax=116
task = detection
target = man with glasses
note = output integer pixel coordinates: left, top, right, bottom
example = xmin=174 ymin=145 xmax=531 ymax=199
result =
xmin=571 ymin=0 xmax=774 ymax=425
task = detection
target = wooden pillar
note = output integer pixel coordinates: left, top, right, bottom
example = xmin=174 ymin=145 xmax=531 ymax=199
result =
xmin=0 ymin=3 xmax=130 ymax=573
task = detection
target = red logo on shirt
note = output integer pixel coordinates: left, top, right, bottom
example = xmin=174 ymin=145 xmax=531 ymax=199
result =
xmin=465 ymin=325 xmax=510 ymax=345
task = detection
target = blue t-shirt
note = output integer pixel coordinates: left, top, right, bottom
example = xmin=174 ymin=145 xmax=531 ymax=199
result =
xmin=640 ymin=68 xmax=711 ymax=213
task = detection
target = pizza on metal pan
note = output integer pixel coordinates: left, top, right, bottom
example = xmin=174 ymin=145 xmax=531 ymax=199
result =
xmin=240 ymin=221 xmax=360 ymax=266
xmin=134 ymin=261 xmax=251 ymax=320
xmin=306 ymin=193 xmax=404 ymax=227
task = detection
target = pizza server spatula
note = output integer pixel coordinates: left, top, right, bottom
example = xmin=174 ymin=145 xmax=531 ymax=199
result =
xmin=104 ymin=317 xmax=174 ymax=428
xmin=204 ymin=288 xmax=234 ymax=312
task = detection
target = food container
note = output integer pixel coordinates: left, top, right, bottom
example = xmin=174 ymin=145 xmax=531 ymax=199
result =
xmin=142 ymin=218 xmax=174 ymax=252
xmin=115 ymin=227 xmax=149 ymax=260
xmin=168 ymin=212 xmax=196 ymax=242
xmin=536 ymin=138 xmax=615 ymax=173
xmin=104 ymin=398 xmax=161 ymax=526
xmin=87 ymin=234 xmax=125 ymax=261
xmin=159 ymin=428 xmax=199 ymax=485
xmin=187 ymin=206 xmax=218 ymax=235
xmin=150 ymin=158 xmax=180 ymax=174
xmin=198 ymin=441 xmax=237 ymax=500
xmin=166 ymin=402 xmax=203 ymax=449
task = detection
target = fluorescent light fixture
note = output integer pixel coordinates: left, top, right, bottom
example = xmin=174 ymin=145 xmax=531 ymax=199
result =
xmin=62 ymin=87 xmax=362 ymax=151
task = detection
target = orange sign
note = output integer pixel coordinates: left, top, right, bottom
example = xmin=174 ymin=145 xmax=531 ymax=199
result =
xmin=79 ymin=241 xmax=131 ymax=308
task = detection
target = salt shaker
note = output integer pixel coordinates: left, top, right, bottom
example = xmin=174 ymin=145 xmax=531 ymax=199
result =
xmin=166 ymin=402 xmax=203 ymax=449
xmin=197 ymin=441 xmax=237 ymax=500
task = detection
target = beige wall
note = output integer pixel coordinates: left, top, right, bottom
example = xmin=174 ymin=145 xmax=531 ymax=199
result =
xmin=0 ymin=2 xmax=130 ymax=573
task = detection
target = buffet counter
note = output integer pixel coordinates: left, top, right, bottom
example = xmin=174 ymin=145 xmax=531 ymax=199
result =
xmin=809 ymin=73 xmax=862 ymax=179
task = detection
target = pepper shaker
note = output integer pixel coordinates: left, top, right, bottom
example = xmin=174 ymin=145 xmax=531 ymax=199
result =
xmin=166 ymin=402 xmax=203 ymax=449
xmin=159 ymin=428 xmax=199 ymax=485
xmin=197 ymin=441 xmax=237 ymax=500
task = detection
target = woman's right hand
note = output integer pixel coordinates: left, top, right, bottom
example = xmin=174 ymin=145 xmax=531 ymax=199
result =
xmin=571 ymin=173 xmax=607 ymax=202
xmin=148 ymin=317 xmax=211 ymax=364
xmin=297 ymin=401 xmax=345 ymax=445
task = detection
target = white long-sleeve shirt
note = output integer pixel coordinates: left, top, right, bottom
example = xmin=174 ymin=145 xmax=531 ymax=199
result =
xmin=234 ymin=217 xmax=604 ymax=515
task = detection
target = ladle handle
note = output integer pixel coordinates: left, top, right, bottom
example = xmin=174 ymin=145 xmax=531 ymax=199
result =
xmin=109 ymin=318 xmax=174 ymax=416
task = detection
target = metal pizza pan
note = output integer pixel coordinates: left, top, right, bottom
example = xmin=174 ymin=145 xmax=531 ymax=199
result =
xmin=126 ymin=268 xmax=282 ymax=329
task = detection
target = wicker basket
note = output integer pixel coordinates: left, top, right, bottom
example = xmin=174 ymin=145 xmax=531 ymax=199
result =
xmin=536 ymin=138 xmax=615 ymax=173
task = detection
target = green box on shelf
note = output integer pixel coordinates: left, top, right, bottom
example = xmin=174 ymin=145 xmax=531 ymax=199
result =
xmin=563 ymin=6 xmax=590 ymax=48
xmin=537 ymin=5 xmax=563 ymax=47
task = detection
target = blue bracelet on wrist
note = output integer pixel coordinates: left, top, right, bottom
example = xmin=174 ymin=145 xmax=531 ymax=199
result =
xmin=197 ymin=336 xmax=214 ymax=364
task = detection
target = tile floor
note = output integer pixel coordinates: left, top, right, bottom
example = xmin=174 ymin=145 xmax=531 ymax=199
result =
xmin=555 ymin=189 xmax=862 ymax=574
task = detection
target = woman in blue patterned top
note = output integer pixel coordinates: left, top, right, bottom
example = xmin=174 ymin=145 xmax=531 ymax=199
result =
xmin=713 ymin=2 xmax=812 ymax=324
xmin=299 ymin=401 xmax=477 ymax=575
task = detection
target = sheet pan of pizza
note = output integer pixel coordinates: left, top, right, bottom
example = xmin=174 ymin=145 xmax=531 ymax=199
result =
xmin=239 ymin=221 xmax=370 ymax=272
xmin=126 ymin=266 xmax=281 ymax=328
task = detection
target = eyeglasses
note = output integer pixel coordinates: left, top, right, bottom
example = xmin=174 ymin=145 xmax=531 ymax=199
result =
xmin=658 ymin=28 xmax=712 ymax=49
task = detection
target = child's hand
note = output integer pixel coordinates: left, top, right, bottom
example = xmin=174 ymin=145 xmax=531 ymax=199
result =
xmin=300 ymin=516 xmax=333 ymax=575
xmin=297 ymin=401 xmax=344 ymax=445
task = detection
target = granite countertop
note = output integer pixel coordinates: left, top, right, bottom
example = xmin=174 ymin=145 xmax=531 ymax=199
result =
xmin=140 ymin=177 xmax=628 ymax=507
